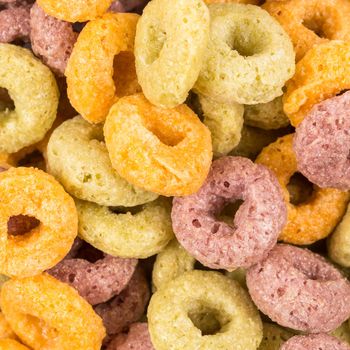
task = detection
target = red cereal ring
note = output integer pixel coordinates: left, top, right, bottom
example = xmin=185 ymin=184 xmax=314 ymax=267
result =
xmin=94 ymin=267 xmax=150 ymax=339
xmin=281 ymin=334 xmax=350 ymax=350
xmin=107 ymin=323 xmax=154 ymax=350
xmin=0 ymin=6 xmax=30 ymax=43
xmin=30 ymin=3 xmax=78 ymax=76
xmin=293 ymin=91 xmax=350 ymax=190
xmin=171 ymin=156 xmax=287 ymax=270
xmin=246 ymin=244 xmax=350 ymax=333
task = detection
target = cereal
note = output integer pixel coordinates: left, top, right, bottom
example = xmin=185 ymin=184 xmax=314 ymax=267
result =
xmin=134 ymin=0 xmax=209 ymax=108
xmin=247 ymin=244 xmax=350 ymax=333
xmin=0 ymin=312 xmax=17 ymax=340
xmin=0 ymin=44 xmax=59 ymax=153
xmin=104 ymin=94 xmax=212 ymax=196
xmin=198 ymin=94 xmax=244 ymax=157
xmin=76 ymin=197 xmax=173 ymax=259
xmin=293 ymin=91 xmax=350 ymax=190
xmin=258 ymin=323 xmax=294 ymax=350
xmin=256 ymin=134 xmax=349 ymax=245
xmin=0 ymin=6 xmax=30 ymax=43
xmin=148 ymin=270 xmax=262 ymax=350
xmin=94 ymin=267 xmax=150 ymax=338
xmin=284 ymin=41 xmax=350 ymax=126
xmin=0 ymin=340 xmax=29 ymax=350
xmin=281 ymin=334 xmax=350 ymax=350
xmin=244 ymin=96 xmax=290 ymax=130
xmin=36 ymin=0 xmax=113 ymax=22
xmin=0 ymin=273 xmax=105 ymax=350
xmin=263 ymin=0 xmax=350 ymax=61
xmin=172 ymin=156 xmax=286 ymax=270
xmin=30 ymin=3 xmax=78 ymax=76
xmin=204 ymin=0 xmax=260 ymax=4
xmin=47 ymin=116 xmax=157 ymax=207
xmin=66 ymin=13 xmax=140 ymax=123
xmin=194 ymin=4 xmax=295 ymax=105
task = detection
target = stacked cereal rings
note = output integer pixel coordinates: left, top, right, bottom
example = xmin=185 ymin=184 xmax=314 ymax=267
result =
xmin=2 ymin=0 xmax=350 ymax=349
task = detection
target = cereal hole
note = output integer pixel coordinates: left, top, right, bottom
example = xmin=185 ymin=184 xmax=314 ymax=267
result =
xmin=7 ymin=215 xmax=40 ymax=237
xmin=216 ymin=200 xmax=244 ymax=226
xmin=302 ymin=18 xmax=327 ymax=38
xmin=109 ymin=204 xmax=145 ymax=215
xmin=286 ymin=173 xmax=314 ymax=205
xmin=0 ymin=87 xmax=15 ymax=112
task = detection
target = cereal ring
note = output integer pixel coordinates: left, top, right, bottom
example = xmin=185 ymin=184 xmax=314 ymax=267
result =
xmin=194 ymin=4 xmax=295 ymax=105
xmin=198 ymin=94 xmax=244 ymax=157
xmin=0 ymin=340 xmax=29 ymax=350
xmin=48 ymin=252 xmax=137 ymax=305
xmin=30 ymin=3 xmax=78 ymax=76
xmin=0 ymin=313 xmax=17 ymax=340
xmin=172 ymin=156 xmax=286 ymax=270
xmin=36 ymin=0 xmax=112 ymax=22
xmin=66 ymin=13 xmax=140 ymax=123
xmin=0 ymin=44 xmax=58 ymax=153
xmin=107 ymin=323 xmax=154 ymax=350
xmin=148 ymin=270 xmax=262 ymax=350
xmin=258 ymin=323 xmax=294 ymax=350
xmin=0 ymin=273 xmax=105 ymax=350
xmin=104 ymin=94 xmax=212 ymax=196
xmin=0 ymin=167 xmax=78 ymax=277
xmin=247 ymin=244 xmax=350 ymax=333
xmin=281 ymin=334 xmax=350 ymax=350
xmin=284 ymin=41 xmax=350 ymax=126
xmin=134 ymin=0 xmax=209 ymax=108
xmin=294 ymin=91 xmax=350 ymax=190
xmin=94 ymin=267 xmax=150 ymax=338
xmin=244 ymin=96 xmax=290 ymax=130
xmin=76 ymin=197 xmax=173 ymax=259
xmin=263 ymin=0 xmax=350 ymax=61
xmin=0 ymin=6 xmax=30 ymax=43
xmin=47 ymin=116 xmax=157 ymax=207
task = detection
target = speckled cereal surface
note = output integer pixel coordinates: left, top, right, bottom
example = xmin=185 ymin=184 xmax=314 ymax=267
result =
xmin=0 ymin=6 xmax=30 ymax=43
xmin=281 ymin=334 xmax=350 ymax=350
xmin=0 ymin=312 xmax=17 ymax=340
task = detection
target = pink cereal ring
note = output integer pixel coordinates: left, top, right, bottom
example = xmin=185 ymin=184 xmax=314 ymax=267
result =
xmin=281 ymin=334 xmax=350 ymax=350
xmin=0 ymin=6 xmax=30 ymax=43
xmin=171 ymin=156 xmax=287 ymax=270
xmin=107 ymin=323 xmax=154 ymax=350
xmin=293 ymin=90 xmax=350 ymax=190
xmin=247 ymin=244 xmax=350 ymax=333
xmin=30 ymin=3 xmax=78 ymax=76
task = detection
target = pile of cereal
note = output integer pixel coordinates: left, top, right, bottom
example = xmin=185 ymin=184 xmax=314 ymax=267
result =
xmin=1 ymin=0 xmax=350 ymax=349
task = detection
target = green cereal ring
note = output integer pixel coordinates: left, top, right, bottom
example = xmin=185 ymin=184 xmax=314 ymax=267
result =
xmin=76 ymin=197 xmax=174 ymax=259
xmin=333 ymin=322 xmax=350 ymax=344
xmin=244 ymin=96 xmax=290 ymax=130
xmin=198 ymin=94 xmax=244 ymax=157
xmin=0 ymin=44 xmax=58 ymax=153
xmin=258 ymin=323 xmax=294 ymax=350
xmin=135 ymin=0 xmax=210 ymax=108
xmin=47 ymin=116 xmax=157 ymax=207
xmin=148 ymin=270 xmax=262 ymax=350
xmin=194 ymin=4 xmax=295 ymax=105
xmin=328 ymin=204 xmax=350 ymax=267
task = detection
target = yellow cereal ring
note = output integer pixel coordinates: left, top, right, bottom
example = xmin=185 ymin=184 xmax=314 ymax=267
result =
xmin=194 ymin=4 xmax=295 ymax=105
xmin=66 ymin=13 xmax=140 ymax=124
xmin=36 ymin=0 xmax=113 ymax=22
xmin=0 ymin=313 xmax=16 ymax=340
xmin=258 ymin=323 xmax=294 ymax=350
xmin=0 ymin=339 xmax=29 ymax=350
xmin=134 ymin=0 xmax=210 ymax=108
xmin=284 ymin=41 xmax=350 ymax=126
xmin=263 ymin=0 xmax=350 ymax=61
xmin=198 ymin=94 xmax=244 ymax=157
xmin=0 ymin=167 xmax=78 ymax=277
xmin=148 ymin=270 xmax=262 ymax=350
xmin=47 ymin=116 xmax=157 ymax=207
xmin=0 ymin=44 xmax=58 ymax=153
xmin=256 ymin=134 xmax=349 ymax=245
xmin=104 ymin=94 xmax=212 ymax=196
xmin=0 ymin=274 xmax=105 ymax=350
xmin=76 ymin=197 xmax=173 ymax=259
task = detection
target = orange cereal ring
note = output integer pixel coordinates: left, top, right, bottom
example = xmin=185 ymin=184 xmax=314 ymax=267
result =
xmin=0 ymin=167 xmax=78 ymax=277
xmin=36 ymin=0 xmax=112 ymax=22
xmin=284 ymin=41 xmax=350 ymax=126
xmin=0 ymin=339 xmax=29 ymax=350
xmin=66 ymin=13 xmax=141 ymax=124
xmin=256 ymin=134 xmax=349 ymax=245
xmin=0 ymin=274 xmax=105 ymax=350
xmin=104 ymin=93 xmax=212 ymax=196
xmin=263 ymin=0 xmax=350 ymax=61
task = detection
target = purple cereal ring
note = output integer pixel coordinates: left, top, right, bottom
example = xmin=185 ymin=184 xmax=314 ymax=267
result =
xmin=0 ymin=6 xmax=30 ymax=43
xmin=30 ymin=2 xmax=78 ymax=76
xmin=94 ymin=267 xmax=150 ymax=338
xmin=293 ymin=90 xmax=350 ymax=190
xmin=281 ymin=334 xmax=350 ymax=350
xmin=107 ymin=323 xmax=154 ymax=350
xmin=246 ymin=244 xmax=350 ymax=333
xmin=171 ymin=156 xmax=287 ymax=270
